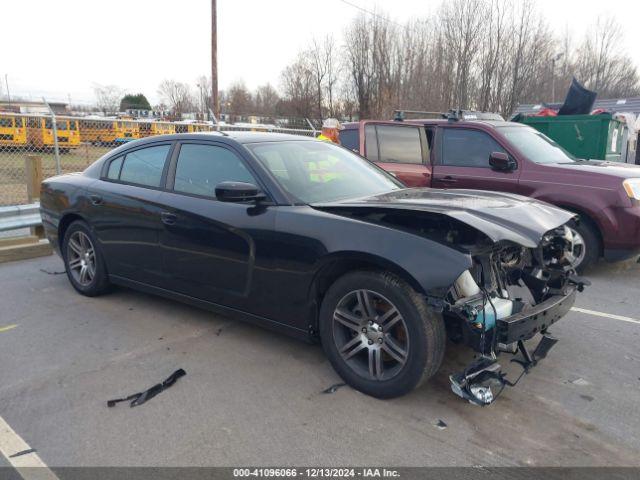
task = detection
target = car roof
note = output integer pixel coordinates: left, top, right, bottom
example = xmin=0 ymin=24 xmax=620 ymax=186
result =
xmin=342 ymin=119 xmax=524 ymax=129
xmin=111 ymin=131 xmax=318 ymax=148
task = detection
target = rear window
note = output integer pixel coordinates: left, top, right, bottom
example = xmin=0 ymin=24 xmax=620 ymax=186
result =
xmin=339 ymin=129 xmax=359 ymax=152
xmin=376 ymin=125 xmax=423 ymax=164
xmin=118 ymin=145 xmax=170 ymax=187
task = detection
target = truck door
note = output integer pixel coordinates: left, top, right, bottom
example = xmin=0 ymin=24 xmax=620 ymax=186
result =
xmin=432 ymin=127 xmax=520 ymax=193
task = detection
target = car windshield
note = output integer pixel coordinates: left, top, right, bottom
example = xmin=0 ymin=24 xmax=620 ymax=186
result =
xmin=247 ymin=140 xmax=402 ymax=203
xmin=500 ymin=126 xmax=576 ymax=164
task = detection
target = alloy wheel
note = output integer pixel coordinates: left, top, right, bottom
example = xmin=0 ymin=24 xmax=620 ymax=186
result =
xmin=66 ymin=231 xmax=96 ymax=287
xmin=565 ymin=227 xmax=586 ymax=270
xmin=332 ymin=289 xmax=409 ymax=381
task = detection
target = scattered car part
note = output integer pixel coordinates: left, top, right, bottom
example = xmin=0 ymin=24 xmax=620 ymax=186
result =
xmin=107 ymin=369 xmax=186 ymax=408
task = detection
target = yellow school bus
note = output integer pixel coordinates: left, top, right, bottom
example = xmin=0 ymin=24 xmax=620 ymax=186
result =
xmin=27 ymin=116 xmax=81 ymax=152
xmin=79 ymin=119 xmax=117 ymax=145
xmin=114 ymin=120 xmax=141 ymax=143
xmin=174 ymin=122 xmax=212 ymax=133
xmin=0 ymin=114 xmax=28 ymax=149
xmin=140 ymin=121 xmax=176 ymax=137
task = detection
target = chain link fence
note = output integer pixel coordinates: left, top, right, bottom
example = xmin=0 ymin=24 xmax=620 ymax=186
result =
xmin=0 ymin=112 xmax=317 ymax=207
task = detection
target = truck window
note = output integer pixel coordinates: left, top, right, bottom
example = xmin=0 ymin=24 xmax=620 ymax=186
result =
xmin=377 ymin=125 xmax=422 ymax=164
xmin=364 ymin=125 xmax=378 ymax=161
xmin=442 ymin=128 xmax=506 ymax=168
xmin=339 ymin=129 xmax=359 ymax=152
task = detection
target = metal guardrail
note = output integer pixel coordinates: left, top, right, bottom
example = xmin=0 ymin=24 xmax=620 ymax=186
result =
xmin=0 ymin=202 xmax=42 ymax=231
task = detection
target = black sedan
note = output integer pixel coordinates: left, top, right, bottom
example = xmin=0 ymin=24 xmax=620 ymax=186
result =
xmin=40 ymin=132 xmax=584 ymax=404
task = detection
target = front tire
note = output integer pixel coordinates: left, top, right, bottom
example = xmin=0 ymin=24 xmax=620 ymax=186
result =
xmin=567 ymin=217 xmax=600 ymax=273
xmin=319 ymin=271 xmax=446 ymax=399
xmin=62 ymin=220 xmax=110 ymax=296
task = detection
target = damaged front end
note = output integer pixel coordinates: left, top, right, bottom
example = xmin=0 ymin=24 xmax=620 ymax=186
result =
xmin=444 ymin=225 xmax=588 ymax=406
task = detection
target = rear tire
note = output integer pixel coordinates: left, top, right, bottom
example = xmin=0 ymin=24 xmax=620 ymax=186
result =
xmin=567 ymin=217 xmax=599 ymax=273
xmin=62 ymin=220 xmax=110 ymax=297
xmin=319 ymin=270 xmax=446 ymax=399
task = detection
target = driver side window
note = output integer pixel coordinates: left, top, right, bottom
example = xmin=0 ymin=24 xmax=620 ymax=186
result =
xmin=442 ymin=129 xmax=507 ymax=168
xmin=173 ymin=144 xmax=256 ymax=198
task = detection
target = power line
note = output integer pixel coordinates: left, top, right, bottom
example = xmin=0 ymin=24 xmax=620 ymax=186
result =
xmin=338 ymin=0 xmax=406 ymax=28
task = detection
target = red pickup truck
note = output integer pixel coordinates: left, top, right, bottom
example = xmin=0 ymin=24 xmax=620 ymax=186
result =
xmin=339 ymin=119 xmax=640 ymax=271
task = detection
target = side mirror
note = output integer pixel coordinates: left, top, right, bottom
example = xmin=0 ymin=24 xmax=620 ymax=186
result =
xmin=489 ymin=152 xmax=516 ymax=171
xmin=215 ymin=181 xmax=266 ymax=203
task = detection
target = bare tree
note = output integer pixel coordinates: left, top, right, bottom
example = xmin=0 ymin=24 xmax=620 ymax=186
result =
xmin=157 ymin=80 xmax=194 ymax=119
xmin=254 ymin=83 xmax=280 ymax=116
xmin=93 ymin=84 xmax=124 ymax=115
xmin=280 ymin=53 xmax=315 ymax=118
xmin=573 ymin=16 xmax=640 ymax=97
xmin=226 ymin=81 xmax=254 ymax=117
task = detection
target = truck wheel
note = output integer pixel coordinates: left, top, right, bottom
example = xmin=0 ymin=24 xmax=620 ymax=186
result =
xmin=319 ymin=271 xmax=446 ymax=399
xmin=62 ymin=220 xmax=110 ymax=297
xmin=567 ymin=217 xmax=599 ymax=273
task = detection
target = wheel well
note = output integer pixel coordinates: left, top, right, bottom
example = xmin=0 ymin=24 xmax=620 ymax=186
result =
xmin=556 ymin=205 xmax=603 ymax=255
xmin=58 ymin=213 xmax=84 ymax=250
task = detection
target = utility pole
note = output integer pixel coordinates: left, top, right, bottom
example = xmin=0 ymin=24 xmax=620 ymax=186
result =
xmin=211 ymin=0 xmax=219 ymax=121
xmin=4 ymin=74 xmax=11 ymax=103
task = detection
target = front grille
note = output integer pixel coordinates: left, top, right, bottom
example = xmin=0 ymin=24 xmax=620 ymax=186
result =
xmin=57 ymin=136 xmax=69 ymax=143
xmin=0 ymin=134 xmax=14 ymax=140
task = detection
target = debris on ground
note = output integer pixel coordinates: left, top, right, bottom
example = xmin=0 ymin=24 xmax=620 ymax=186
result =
xmin=569 ymin=377 xmax=591 ymax=386
xmin=580 ymin=394 xmax=594 ymax=402
xmin=39 ymin=269 xmax=65 ymax=275
xmin=322 ymin=383 xmax=347 ymax=394
xmin=107 ymin=369 xmax=186 ymax=408
xmin=434 ymin=419 xmax=448 ymax=430
xmin=9 ymin=448 xmax=37 ymax=458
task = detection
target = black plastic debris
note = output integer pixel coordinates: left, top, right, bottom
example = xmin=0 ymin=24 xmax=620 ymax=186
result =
xmin=9 ymin=448 xmax=37 ymax=458
xmin=434 ymin=419 xmax=447 ymax=430
xmin=39 ymin=269 xmax=65 ymax=275
xmin=107 ymin=369 xmax=186 ymax=408
xmin=322 ymin=383 xmax=346 ymax=394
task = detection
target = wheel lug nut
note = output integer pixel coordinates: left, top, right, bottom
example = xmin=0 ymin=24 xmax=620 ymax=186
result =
xmin=378 ymin=338 xmax=383 ymax=344
xmin=362 ymin=327 xmax=367 ymax=333
xmin=368 ymin=340 xmax=373 ymax=345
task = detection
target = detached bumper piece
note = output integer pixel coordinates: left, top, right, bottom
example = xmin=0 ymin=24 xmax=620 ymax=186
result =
xmin=450 ymin=333 xmax=559 ymax=406
xmin=496 ymin=286 xmax=576 ymax=344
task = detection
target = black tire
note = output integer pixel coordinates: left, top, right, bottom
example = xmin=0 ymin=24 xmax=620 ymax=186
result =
xmin=567 ymin=217 xmax=600 ymax=273
xmin=62 ymin=220 xmax=110 ymax=296
xmin=319 ymin=270 xmax=446 ymax=399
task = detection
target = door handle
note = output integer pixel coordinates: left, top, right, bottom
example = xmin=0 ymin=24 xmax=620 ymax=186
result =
xmin=440 ymin=176 xmax=458 ymax=184
xmin=89 ymin=194 xmax=103 ymax=206
xmin=160 ymin=211 xmax=177 ymax=225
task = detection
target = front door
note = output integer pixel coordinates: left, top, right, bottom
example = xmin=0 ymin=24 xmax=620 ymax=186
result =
xmin=158 ymin=142 xmax=276 ymax=309
xmin=432 ymin=127 xmax=521 ymax=193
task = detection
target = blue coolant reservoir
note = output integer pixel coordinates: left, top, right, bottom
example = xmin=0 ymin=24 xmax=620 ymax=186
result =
xmin=475 ymin=297 xmax=514 ymax=330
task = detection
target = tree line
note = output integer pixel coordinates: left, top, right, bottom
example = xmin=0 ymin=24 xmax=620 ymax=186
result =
xmin=95 ymin=0 xmax=640 ymax=121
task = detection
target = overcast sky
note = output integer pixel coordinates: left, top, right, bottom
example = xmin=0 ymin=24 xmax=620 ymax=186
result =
xmin=2 ymin=0 xmax=639 ymax=106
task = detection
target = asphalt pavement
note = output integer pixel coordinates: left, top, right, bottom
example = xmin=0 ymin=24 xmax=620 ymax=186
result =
xmin=0 ymin=254 xmax=639 ymax=468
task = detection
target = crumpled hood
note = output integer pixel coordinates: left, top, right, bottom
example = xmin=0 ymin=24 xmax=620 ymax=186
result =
xmin=312 ymin=188 xmax=576 ymax=248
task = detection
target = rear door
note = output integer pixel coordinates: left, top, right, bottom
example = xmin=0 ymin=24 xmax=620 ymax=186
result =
xmin=157 ymin=141 xmax=276 ymax=309
xmin=88 ymin=142 xmax=173 ymax=286
xmin=364 ymin=123 xmax=431 ymax=187
xmin=431 ymin=127 xmax=521 ymax=193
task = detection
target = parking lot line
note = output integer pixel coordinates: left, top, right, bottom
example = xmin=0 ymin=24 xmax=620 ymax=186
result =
xmin=571 ymin=307 xmax=640 ymax=325
xmin=0 ymin=324 xmax=18 ymax=333
xmin=0 ymin=416 xmax=59 ymax=480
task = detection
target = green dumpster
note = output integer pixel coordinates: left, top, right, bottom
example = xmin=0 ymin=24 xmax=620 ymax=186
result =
xmin=516 ymin=113 xmax=625 ymax=162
